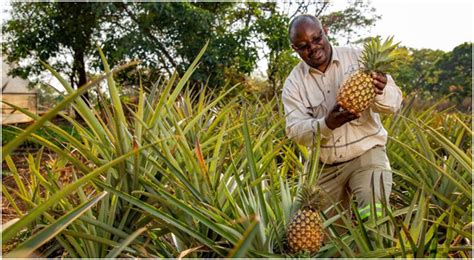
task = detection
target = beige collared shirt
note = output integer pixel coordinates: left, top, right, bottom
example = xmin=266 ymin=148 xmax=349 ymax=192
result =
xmin=282 ymin=46 xmax=403 ymax=164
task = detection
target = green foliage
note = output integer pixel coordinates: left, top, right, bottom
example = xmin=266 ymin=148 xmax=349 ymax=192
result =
xmin=389 ymin=47 xmax=444 ymax=96
xmin=1 ymin=121 xmax=80 ymax=148
xmin=428 ymin=43 xmax=472 ymax=103
xmin=99 ymin=2 xmax=255 ymax=86
xmin=320 ymin=1 xmax=380 ymax=45
xmin=359 ymin=36 xmax=401 ymax=73
xmin=2 ymin=2 xmax=109 ymax=92
xmin=100 ymin=2 xmax=300 ymax=93
xmin=268 ymin=49 xmax=300 ymax=95
xmin=254 ymin=10 xmax=298 ymax=96
xmin=388 ymin=43 xmax=471 ymax=109
xmin=3 ymin=2 xmax=383 ymax=100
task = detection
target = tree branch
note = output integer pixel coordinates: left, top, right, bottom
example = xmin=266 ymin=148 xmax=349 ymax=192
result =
xmin=315 ymin=1 xmax=330 ymax=17
xmin=120 ymin=4 xmax=177 ymax=76
xmin=289 ymin=3 xmax=308 ymax=20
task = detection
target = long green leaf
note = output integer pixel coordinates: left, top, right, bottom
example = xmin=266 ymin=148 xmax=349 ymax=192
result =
xmin=39 ymin=61 xmax=109 ymax=146
xmin=6 ymin=192 xmax=107 ymax=258
xmin=242 ymin=109 xmax=268 ymax=227
xmin=106 ymin=227 xmax=147 ymax=258
xmin=166 ymin=40 xmax=209 ymax=107
xmin=227 ymin=216 xmax=260 ymax=258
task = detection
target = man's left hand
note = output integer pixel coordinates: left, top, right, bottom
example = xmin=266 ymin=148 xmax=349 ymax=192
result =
xmin=372 ymin=72 xmax=387 ymax=95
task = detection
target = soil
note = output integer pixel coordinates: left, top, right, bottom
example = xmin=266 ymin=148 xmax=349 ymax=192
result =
xmin=2 ymin=152 xmax=78 ymax=224
xmin=2 ymin=155 xmax=30 ymax=224
xmin=1 ymin=151 xmax=80 ymax=255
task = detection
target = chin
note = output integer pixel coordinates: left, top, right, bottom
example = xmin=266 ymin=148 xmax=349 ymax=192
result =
xmin=308 ymin=60 xmax=323 ymax=68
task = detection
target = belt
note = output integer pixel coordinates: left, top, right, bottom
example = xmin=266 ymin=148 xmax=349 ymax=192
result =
xmin=321 ymin=145 xmax=384 ymax=167
xmin=321 ymin=160 xmax=347 ymax=167
xmin=321 ymin=156 xmax=357 ymax=167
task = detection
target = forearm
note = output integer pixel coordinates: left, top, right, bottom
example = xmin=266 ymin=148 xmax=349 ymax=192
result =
xmin=283 ymin=82 xmax=332 ymax=146
xmin=286 ymin=116 xmax=331 ymax=146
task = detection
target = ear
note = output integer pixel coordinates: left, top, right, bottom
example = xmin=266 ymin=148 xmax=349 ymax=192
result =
xmin=323 ymin=26 xmax=329 ymax=35
xmin=290 ymin=44 xmax=298 ymax=51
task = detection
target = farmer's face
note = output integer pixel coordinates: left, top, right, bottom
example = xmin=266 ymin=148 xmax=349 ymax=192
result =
xmin=291 ymin=21 xmax=331 ymax=72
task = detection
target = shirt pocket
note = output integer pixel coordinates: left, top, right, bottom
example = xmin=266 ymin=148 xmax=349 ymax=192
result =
xmin=301 ymin=89 xmax=326 ymax=119
xmin=344 ymin=63 xmax=361 ymax=76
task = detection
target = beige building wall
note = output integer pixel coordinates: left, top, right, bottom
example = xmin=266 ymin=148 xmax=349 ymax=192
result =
xmin=1 ymin=93 xmax=37 ymax=124
xmin=2 ymin=59 xmax=37 ymax=124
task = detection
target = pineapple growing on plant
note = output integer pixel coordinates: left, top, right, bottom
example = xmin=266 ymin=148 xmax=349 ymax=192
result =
xmin=336 ymin=36 xmax=400 ymax=114
xmin=286 ymin=185 xmax=327 ymax=254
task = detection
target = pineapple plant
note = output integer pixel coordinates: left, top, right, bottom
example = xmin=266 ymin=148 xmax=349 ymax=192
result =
xmin=336 ymin=36 xmax=400 ymax=114
xmin=286 ymin=185 xmax=327 ymax=254
xmin=4 ymin=39 xmax=472 ymax=258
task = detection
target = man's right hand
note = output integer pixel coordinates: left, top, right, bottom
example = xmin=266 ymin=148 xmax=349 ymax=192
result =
xmin=325 ymin=104 xmax=360 ymax=130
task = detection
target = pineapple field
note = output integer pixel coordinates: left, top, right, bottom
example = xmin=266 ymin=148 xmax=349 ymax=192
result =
xmin=1 ymin=44 xmax=472 ymax=258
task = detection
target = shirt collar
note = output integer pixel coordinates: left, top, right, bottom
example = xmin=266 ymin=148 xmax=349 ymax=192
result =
xmin=303 ymin=45 xmax=340 ymax=77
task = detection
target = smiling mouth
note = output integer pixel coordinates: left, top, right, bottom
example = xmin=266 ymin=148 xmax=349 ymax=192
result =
xmin=312 ymin=50 xmax=323 ymax=60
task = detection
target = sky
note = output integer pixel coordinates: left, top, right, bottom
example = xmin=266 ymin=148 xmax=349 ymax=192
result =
xmin=366 ymin=0 xmax=473 ymax=51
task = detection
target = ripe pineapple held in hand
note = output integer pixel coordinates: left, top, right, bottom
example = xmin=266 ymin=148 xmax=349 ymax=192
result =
xmin=336 ymin=36 xmax=400 ymax=114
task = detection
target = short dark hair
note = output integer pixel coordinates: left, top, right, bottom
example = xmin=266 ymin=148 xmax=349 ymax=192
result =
xmin=288 ymin=14 xmax=322 ymax=41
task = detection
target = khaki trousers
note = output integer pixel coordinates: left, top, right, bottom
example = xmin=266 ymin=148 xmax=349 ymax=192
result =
xmin=317 ymin=145 xmax=393 ymax=220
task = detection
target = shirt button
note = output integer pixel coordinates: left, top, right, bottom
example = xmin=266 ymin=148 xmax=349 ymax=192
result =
xmin=339 ymin=155 xmax=343 ymax=158
xmin=327 ymin=90 xmax=330 ymax=93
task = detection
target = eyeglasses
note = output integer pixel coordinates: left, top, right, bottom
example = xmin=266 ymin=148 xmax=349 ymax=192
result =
xmin=293 ymin=32 xmax=325 ymax=53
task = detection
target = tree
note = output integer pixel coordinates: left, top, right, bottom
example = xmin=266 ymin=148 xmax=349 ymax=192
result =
xmin=429 ymin=42 xmax=472 ymax=105
xmin=98 ymin=2 xmax=264 ymax=92
xmin=254 ymin=5 xmax=294 ymax=96
xmin=2 ymin=2 xmax=111 ymax=101
xmin=387 ymin=47 xmax=445 ymax=95
xmin=387 ymin=42 xmax=471 ymax=110
xmin=319 ymin=1 xmax=380 ymax=45
xmin=3 ymin=2 xmax=265 ymax=97
xmin=3 ymin=2 xmax=382 ymax=100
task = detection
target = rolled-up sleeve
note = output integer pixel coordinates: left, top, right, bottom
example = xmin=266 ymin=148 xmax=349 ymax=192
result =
xmin=372 ymin=74 xmax=403 ymax=114
xmin=282 ymin=79 xmax=332 ymax=146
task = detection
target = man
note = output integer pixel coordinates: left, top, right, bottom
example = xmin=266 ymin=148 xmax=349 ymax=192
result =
xmin=282 ymin=14 xmax=402 ymax=222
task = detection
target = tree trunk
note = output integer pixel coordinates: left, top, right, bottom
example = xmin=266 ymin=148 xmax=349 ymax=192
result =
xmin=74 ymin=49 xmax=89 ymax=102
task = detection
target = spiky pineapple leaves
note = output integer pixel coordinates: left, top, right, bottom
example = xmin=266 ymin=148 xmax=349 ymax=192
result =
xmin=2 ymin=37 xmax=471 ymax=258
xmin=2 ymin=42 xmax=210 ymax=256
xmin=360 ymin=36 xmax=401 ymax=73
xmin=1 ymin=62 xmax=138 ymax=159
xmin=6 ymin=192 xmax=108 ymax=258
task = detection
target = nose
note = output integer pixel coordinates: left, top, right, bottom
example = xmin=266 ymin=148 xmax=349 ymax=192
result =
xmin=308 ymin=42 xmax=320 ymax=52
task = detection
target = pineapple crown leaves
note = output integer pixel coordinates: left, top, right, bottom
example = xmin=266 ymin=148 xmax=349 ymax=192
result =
xmin=359 ymin=36 xmax=401 ymax=73
xmin=298 ymin=185 xmax=328 ymax=211
xmin=271 ymin=219 xmax=292 ymax=254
